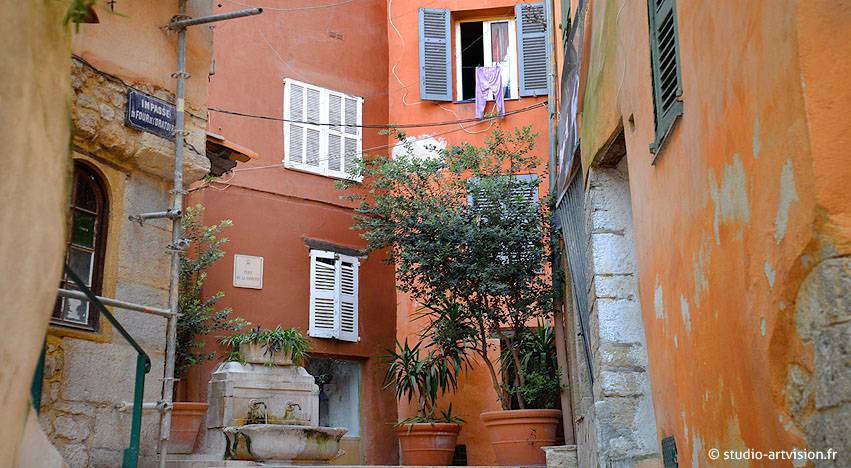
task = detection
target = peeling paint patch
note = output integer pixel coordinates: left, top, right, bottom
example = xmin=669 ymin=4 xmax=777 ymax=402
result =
xmin=763 ymin=261 xmax=776 ymax=288
xmin=693 ymin=241 xmax=710 ymax=307
xmin=680 ymin=295 xmax=692 ymax=333
xmin=752 ymin=118 xmax=760 ymax=159
xmin=654 ymin=277 xmax=665 ymax=319
xmin=673 ymin=335 xmax=678 ymax=348
xmin=774 ymin=158 xmax=799 ymax=243
xmin=760 ymin=317 xmax=766 ymax=337
xmin=709 ymin=154 xmax=751 ymax=245
xmin=692 ymin=433 xmax=702 ymax=468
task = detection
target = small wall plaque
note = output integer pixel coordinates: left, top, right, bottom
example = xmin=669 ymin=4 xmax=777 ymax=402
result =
xmin=233 ymin=255 xmax=264 ymax=289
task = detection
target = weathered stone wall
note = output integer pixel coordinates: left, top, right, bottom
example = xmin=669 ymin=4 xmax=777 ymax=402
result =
xmin=791 ymin=257 xmax=851 ymax=465
xmin=71 ymin=57 xmax=210 ymax=183
xmin=582 ymin=158 xmax=661 ymax=467
xmin=36 ymin=58 xmax=210 ymax=468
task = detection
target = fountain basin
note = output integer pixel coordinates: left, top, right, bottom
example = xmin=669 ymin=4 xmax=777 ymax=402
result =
xmin=224 ymin=424 xmax=347 ymax=463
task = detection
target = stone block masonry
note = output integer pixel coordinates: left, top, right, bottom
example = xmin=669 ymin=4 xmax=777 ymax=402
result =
xmin=36 ymin=58 xmax=213 ymax=468
xmin=580 ymin=158 xmax=661 ymax=466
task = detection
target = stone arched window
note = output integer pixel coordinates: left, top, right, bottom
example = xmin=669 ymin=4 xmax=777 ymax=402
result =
xmin=53 ymin=161 xmax=109 ymax=331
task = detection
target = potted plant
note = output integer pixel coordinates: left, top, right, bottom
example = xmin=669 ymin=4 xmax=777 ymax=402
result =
xmin=342 ymin=128 xmax=561 ymax=465
xmin=220 ymin=325 xmax=311 ymax=366
xmin=384 ymin=338 xmax=465 ymax=466
xmin=173 ymin=205 xmax=248 ymax=454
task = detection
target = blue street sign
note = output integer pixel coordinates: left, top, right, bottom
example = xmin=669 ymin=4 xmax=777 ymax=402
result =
xmin=124 ymin=89 xmax=176 ymax=140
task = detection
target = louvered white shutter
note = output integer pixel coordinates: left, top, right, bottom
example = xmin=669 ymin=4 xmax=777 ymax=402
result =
xmin=342 ymin=96 xmax=362 ymax=180
xmin=285 ymin=82 xmax=306 ymax=165
xmin=516 ymin=3 xmax=549 ymax=97
xmin=419 ymin=8 xmax=452 ymax=101
xmin=285 ymin=79 xmax=363 ymax=180
xmin=327 ymin=93 xmax=344 ymax=173
xmin=309 ymin=250 xmax=337 ymax=338
xmin=305 ymin=88 xmax=322 ymax=167
xmin=337 ymin=256 xmax=359 ymax=342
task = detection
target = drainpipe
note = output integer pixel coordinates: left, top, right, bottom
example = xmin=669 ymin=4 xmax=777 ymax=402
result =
xmin=544 ymin=0 xmax=577 ymax=446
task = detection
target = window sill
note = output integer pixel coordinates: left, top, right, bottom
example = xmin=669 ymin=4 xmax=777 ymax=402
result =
xmin=283 ymin=161 xmax=362 ymax=183
xmin=452 ymin=97 xmax=520 ymax=104
xmin=48 ymin=323 xmax=111 ymax=344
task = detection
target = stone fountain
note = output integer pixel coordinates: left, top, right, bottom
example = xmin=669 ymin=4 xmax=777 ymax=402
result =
xmin=199 ymin=353 xmax=347 ymax=464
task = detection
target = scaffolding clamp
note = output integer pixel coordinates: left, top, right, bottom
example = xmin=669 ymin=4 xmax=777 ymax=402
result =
xmin=129 ymin=209 xmax=182 ymax=226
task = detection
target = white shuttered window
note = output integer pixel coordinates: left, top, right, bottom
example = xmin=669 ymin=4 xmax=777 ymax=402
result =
xmin=284 ymin=79 xmax=363 ymax=180
xmin=309 ymin=250 xmax=359 ymax=342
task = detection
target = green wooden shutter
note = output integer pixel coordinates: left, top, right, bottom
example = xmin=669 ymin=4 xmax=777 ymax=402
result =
xmin=517 ymin=3 xmax=549 ymax=97
xmin=648 ymin=0 xmax=683 ymax=153
xmin=419 ymin=8 xmax=452 ymax=101
xmin=661 ymin=436 xmax=679 ymax=467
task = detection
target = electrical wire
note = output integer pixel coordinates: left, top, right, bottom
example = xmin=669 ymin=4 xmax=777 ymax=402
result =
xmin=191 ymin=115 xmax=504 ymax=193
xmin=209 ymin=101 xmax=545 ymax=128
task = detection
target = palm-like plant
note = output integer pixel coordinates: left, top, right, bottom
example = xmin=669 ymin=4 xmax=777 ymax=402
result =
xmin=384 ymin=339 xmax=465 ymax=424
xmin=500 ymin=321 xmax=561 ymax=409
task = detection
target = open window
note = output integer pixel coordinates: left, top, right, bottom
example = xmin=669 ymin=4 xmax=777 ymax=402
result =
xmin=455 ymin=18 xmax=519 ymax=101
xmin=53 ymin=161 xmax=109 ymax=331
xmin=418 ymin=4 xmax=547 ymax=102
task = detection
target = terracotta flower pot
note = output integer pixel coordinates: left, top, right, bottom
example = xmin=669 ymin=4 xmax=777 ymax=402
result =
xmin=239 ymin=342 xmax=293 ymax=366
xmin=480 ymin=409 xmax=562 ymax=465
xmin=396 ymin=423 xmax=461 ymax=466
xmin=169 ymin=402 xmax=209 ymax=454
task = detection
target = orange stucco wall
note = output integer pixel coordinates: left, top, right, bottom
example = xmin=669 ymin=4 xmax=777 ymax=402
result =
xmin=387 ymin=0 xmax=552 ymax=464
xmin=187 ymin=0 xmax=399 ymax=463
xmin=577 ymin=0 xmax=851 ymax=465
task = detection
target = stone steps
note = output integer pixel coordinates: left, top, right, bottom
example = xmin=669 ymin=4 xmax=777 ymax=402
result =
xmin=167 ymin=459 xmax=546 ymax=468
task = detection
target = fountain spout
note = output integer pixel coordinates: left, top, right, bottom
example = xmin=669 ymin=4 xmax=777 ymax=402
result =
xmin=247 ymin=400 xmax=268 ymax=424
xmin=283 ymin=402 xmax=302 ymax=421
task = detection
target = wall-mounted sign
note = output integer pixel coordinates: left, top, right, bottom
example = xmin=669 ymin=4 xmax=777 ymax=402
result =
xmin=124 ymin=89 xmax=176 ymax=140
xmin=233 ymin=255 xmax=264 ymax=289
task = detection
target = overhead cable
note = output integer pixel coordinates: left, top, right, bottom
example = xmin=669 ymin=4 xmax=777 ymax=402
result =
xmin=208 ymin=102 xmax=546 ymax=129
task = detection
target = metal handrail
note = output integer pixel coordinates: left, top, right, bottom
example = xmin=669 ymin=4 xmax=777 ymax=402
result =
xmin=63 ymin=264 xmax=151 ymax=468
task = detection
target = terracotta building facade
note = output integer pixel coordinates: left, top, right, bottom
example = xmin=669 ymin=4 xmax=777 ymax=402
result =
xmin=186 ymin=0 xmax=398 ymax=463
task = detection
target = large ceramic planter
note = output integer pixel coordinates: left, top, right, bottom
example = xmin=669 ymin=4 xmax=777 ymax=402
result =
xmin=396 ymin=423 xmax=461 ymax=466
xmin=239 ymin=342 xmax=293 ymax=366
xmin=169 ymin=402 xmax=209 ymax=454
xmin=480 ymin=409 xmax=561 ymax=465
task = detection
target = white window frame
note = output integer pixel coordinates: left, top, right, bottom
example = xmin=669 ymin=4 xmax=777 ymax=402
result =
xmin=308 ymin=249 xmax=360 ymax=342
xmin=454 ymin=18 xmax=519 ymax=102
xmin=283 ymin=79 xmax=364 ymax=181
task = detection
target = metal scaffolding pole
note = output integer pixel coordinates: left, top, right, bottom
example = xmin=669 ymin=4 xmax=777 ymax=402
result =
xmin=157 ymin=4 xmax=262 ymax=468
xmin=57 ymin=289 xmax=175 ymax=318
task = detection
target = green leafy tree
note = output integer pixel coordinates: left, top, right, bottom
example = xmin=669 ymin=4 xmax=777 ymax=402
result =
xmin=341 ymin=127 xmax=555 ymax=410
xmin=176 ymin=205 xmax=247 ymax=379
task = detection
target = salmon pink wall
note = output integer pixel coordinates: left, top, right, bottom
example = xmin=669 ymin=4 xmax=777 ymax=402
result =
xmin=187 ymin=0 xmax=397 ymax=463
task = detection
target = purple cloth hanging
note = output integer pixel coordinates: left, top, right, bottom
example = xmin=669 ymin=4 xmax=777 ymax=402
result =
xmin=475 ymin=66 xmax=505 ymax=119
